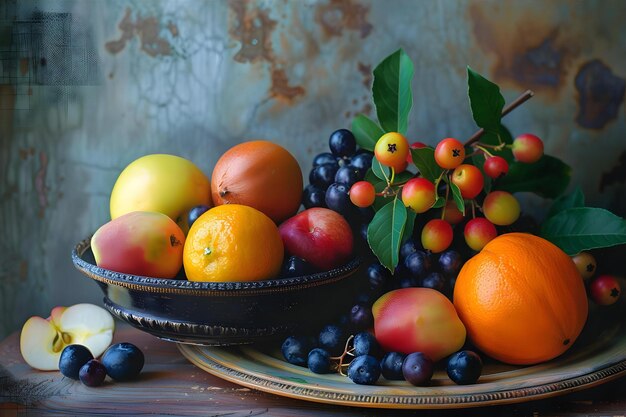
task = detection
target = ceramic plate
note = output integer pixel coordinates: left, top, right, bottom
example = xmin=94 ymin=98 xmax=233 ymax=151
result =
xmin=178 ymin=318 xmax=626 ymax=409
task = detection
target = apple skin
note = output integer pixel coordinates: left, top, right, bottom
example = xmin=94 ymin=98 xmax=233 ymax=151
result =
xmin=91 ymin=211 xmax=185 ymax=278
xmin=372 ymin=288 xmax=466 ymax=361
xmin=20 ymin=303 xmax=114 ymax=371
xmin=278 ymin=208 xmax=353 ymax=271
xmin=110 ymin=154 xmax=212 ymax=232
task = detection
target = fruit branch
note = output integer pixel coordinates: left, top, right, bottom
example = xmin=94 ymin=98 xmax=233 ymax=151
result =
xmin=465 ymin=90 xmax=534 ymax=146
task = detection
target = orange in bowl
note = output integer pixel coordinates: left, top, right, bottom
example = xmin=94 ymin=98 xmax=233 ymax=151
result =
xmin=183 ymin=204 xmax=284 ymax=282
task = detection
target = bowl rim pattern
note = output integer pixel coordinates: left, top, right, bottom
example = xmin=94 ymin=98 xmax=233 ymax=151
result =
xmin=72 ymin=237 xmax=362 ymax=296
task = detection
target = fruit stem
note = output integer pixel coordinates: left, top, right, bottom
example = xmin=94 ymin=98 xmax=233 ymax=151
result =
xmin=465 ymin=90 xmax=534 ymax=146
xmin=389 ymin=166 xmax=396 ymax=186
xmin=474 ymin=145 xmax=494 ymax=158
xmin=471 ymin=200 xmax=477 ymax=219
xmin=441 ymin=182 xmax=450 ymax=220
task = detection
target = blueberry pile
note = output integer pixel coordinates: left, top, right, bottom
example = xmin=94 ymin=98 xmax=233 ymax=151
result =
xmin=59 ymin=342 xmax=144 ymax=387
xmin=281 ymin=326 xmax=482 ymax=386
xmin=304 ymin=129 xmax=374 ymax=240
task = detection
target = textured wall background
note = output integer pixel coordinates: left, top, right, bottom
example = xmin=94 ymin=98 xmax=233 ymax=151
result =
xmin=1 ymin=0 xmax=625 ymax=338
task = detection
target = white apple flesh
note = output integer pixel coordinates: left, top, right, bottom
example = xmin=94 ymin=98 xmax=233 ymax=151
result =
xmin=20 ymin=303 xmax=115 ymax=371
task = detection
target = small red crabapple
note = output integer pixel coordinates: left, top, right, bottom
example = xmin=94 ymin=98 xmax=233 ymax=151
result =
xmin=421 ymin=219 xmax=453 ymax=253
xmin=349 ymin=181 xmax=376 ymax=208
xmin=406 ymin=141 xmax=427 ymax=164
xmin=451 ymin=164 xmax=484 ymax=199
xmin=464 ymin=218 xmax=497 ymax=251
xmin=482 ymin=191 xmax=521 ymax=226
xmin=483 ymin=156 xmax=509 ymax=179
xmin=402 ymin=178 xmax=436 ymax=213
xmin=512 ymin=133 xmax=544 ymax=163
xmin=571 ymin=252 xmax=597 ymax=281
xmin=375 ymin=132 xmax=410 ymax=169
xmin=434 ymin=138 xmax=465 ymax=170
xmin=442 ymin=200 xmax=465 ymax=225
xmin=589 ymin=275 xmax=621 ymax=306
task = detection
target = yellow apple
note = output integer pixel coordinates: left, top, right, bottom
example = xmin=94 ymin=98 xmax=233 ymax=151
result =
xmin=110 ymin=154 xmax=212 ymax=231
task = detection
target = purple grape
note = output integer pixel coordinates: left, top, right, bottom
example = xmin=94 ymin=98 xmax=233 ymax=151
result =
xmin=402 ymin=352 xmax=434 ymax=386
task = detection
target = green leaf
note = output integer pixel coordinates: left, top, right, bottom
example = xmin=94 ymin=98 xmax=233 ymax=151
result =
xmin=373 ymin=49 xmax=414 ymax=134
xmin=403 ymin=209 xmax=417 ymax=243
xmin=394 ymin=170 xmax=415 ymax=184
xmin=449 ymin=182 xmax=466 ymax=215
xmin=467 ymin=66 xmax=505 ymax=132
xmin=548 ymin=187 xmax=585 ymax=218
xmin=495 ymin=155 xmax=571 ymax=199
xmin=410 ymin=147 xmax=443 ymax=182
xmin=352 ymin=114 xmax=384 ymax=151
xmin=432 ymin=196 xmax=446 ymax=208
xmin=367 ymin=198 xmax=408 ymax=272
xmin=540 ymin=207 xmax=626 ymax=255
xmin=371 ymin=158 xmax=390 ymax=181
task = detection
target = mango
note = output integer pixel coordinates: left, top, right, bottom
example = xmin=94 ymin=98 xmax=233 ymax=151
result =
xmin=372 ymin=288 xmax=466 ymax=361
xmin=110 ymin=154 xmax=212 ymax=232
xmin=91 ymin=211 xmax=185 ymax=278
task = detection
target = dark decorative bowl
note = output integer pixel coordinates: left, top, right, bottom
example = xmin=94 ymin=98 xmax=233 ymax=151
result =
xmin=72 ymin=238 xmax=363 ymax=346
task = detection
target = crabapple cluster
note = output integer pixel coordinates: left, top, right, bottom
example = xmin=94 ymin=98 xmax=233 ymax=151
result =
xmin=571 ymin=251 xmax=622 ymax=306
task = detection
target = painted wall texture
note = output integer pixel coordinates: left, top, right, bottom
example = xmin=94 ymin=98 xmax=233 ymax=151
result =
xmin=1 ymin=0 xmax=625 ymax=337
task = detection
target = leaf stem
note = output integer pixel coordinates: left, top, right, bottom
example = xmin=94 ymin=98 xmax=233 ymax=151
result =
xmin=471 ymin=199 xmax=477 ymax=219
xmin=465 ymin=90 xmax=534 ymax=146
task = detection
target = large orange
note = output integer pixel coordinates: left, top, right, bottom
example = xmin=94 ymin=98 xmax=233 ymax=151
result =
xmin=183 ymin=204 xmax=284 ymax=282
xmin=211 ymin=141 xmax=303 ymax=224
xmin=453 ymin=233 xmax=588 ymax=365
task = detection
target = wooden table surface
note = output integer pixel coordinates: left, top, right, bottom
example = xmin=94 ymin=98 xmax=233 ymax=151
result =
xmin=1 ymin=323 xmax=625 ymax=417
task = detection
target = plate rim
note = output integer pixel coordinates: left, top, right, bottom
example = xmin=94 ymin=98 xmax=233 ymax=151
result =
xmin=177 ymin=343 xmax=626 ymax=409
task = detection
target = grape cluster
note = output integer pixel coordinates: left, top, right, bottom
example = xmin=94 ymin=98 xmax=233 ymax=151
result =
xmin=303 ymin=129 xmax=375 ymax=243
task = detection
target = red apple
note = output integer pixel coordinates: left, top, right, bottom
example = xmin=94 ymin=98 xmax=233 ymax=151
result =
xmin=278 ymin=208 xmax=353 ymax=271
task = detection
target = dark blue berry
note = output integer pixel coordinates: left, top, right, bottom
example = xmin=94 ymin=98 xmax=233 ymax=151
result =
xmin=281 ymin=256 xmax=316 ymax=278
xmin=59 ymin=344 xmax=94 ymax=380
xmin=318 ymin=325 xmax=346 ymax=356
xmin=359 ymin=223 xmax=368 ymax=243
xmin=349 ymin=304 xmax=373 ymax=330
xmin=353 ymin=332 xmax=380 ymax=357
xmin=404 ymin=251 xmax=432 ymax=278
xmin=281 ymin=336 xmax=315 ymax=366
xmin=334 ymin=166 xmax=361 ymax=187
xmin=421 ymin=272 xmax=446 ymax=292
xmin=438 ymin=250 xmax=463 ymax=276
xmin=302 ymin=184 xmax=326 ymax=209
xmin=187 ymin=205 xmax=210 ymax=228
xmin=367 ymin=263 xmax=390 ymax=293
xmin=79 ymin=359 xmax=107 ymax=387
xmin=400 ymin=238 xmax=421 ymax=261
xmin=101 ymin=342 xmax=144 ymax=381
xmin=399 ymin=275 xmax=421 ymax=288
xmin=380 ymin=352 xmax=406 ymax=380
xmin=310 ymin=163 xmax=338 ymax=189
xmin=347 ymin=355 xmax=380 ymax=385
xmin=329 ymin=129 xmax=356 ymax=157
xmin=313 ymin=152 xmax=336 ymax=167
xmin=325 ymin=183 xmax=352 ymax=216
xmin=307 ymin=348 xmax=331 ymax=374
xmin=402 ymin=352 xmax=434 ymax=386
xmin=351 ymin=152 xmax=374 ymax=172
xmin=354 ymin=292 xmax=374 ymax=307
xmin=447 ymin=350 xmax=483 ymax=385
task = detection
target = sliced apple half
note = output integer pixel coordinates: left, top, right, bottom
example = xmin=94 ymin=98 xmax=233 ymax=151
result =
xmin=20 ymin=303 xmax=115 ymax=371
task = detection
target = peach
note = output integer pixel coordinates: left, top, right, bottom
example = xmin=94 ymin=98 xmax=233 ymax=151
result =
xmin=372 ymin=288 xmax=466 ymax=361
xmin=91 ymin=211 xmax=185 ymax=278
